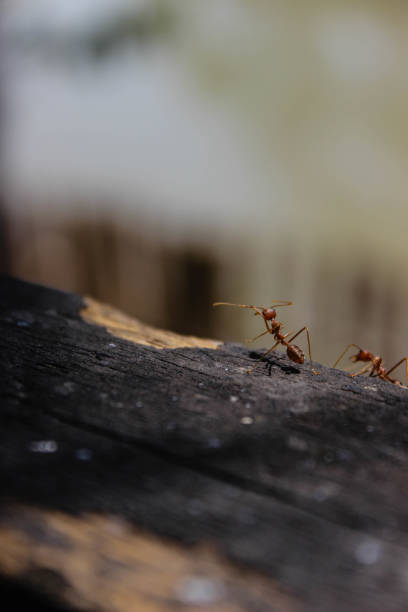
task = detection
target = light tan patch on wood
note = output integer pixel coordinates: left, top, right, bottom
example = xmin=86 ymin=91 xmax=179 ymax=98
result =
xmin=81 ymin=297 xmax=221 ymax=350
xmin=0 ymin=505 xmax=300 ymax=612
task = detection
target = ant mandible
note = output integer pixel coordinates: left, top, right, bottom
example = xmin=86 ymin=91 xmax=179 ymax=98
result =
xmin=213 ymin=301 xmax=319 ymax=374
xmin=333 ymin=343 xmax=408 ymax=387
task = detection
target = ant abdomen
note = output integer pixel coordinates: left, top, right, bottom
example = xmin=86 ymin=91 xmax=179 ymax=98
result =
xmin=287 ymin=345 xmax=304 ymax=364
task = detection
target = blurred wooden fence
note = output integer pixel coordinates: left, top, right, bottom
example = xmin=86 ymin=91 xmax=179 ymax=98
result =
xmin=2 ymin=204 xmax=407 ymax=372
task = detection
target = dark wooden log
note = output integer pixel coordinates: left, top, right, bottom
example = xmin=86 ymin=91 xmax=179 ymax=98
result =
xmin=1 ymin=276 xmax=408 ymax=611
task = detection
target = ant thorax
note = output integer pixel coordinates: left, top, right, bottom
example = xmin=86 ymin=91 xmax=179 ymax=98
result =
xmin=270 ymin=320 xmax=280 ymax=332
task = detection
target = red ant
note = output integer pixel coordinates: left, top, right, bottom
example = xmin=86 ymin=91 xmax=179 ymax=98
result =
xmin=213 ymin=301 xmax=319 ymax=374
xmin=333 ymin=343 xmax=408 ymax=387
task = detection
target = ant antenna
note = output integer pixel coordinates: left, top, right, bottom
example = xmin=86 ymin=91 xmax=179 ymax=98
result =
xmin=213 ymin=301 xmax=293 ymax=309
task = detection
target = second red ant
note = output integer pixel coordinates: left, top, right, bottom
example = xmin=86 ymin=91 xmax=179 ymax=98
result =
xmin=333 ymin=344 xmax=408 ymax=387
xmin=213 ymin=301 xmax=319 ymax=375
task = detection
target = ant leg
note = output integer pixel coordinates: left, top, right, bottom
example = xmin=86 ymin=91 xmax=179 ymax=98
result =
xmin=350 ymin=364 xmax=371 ymax=377
xmin=247 ymin=315 xmax=272 ymax=335
xmin=245 ymin=329 xmax=270 ymax=344
xmin=383 ymin=358 xmax=408 ymax=384
xmin=262 ymin=318 xmax=273 ymax=334
xmin=332 ymin=344 xmax=361 ymax=369
xmin=286 ymin=327 xmax=319 ymax=375
xmin=247 ymin=340 xmax=281 ymax=374
xmin=369 ymin=358 xmax=382 ymax=378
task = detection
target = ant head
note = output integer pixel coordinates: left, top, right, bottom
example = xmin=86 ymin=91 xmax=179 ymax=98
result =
xmin=352 ymin=349 xmax=370 ymax=362
xmin=262 ymin=308 xmax=277 ymax=321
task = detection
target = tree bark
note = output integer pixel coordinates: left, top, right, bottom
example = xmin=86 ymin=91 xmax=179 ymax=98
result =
xmin=1 ymin=276 xmax=408 ymax=611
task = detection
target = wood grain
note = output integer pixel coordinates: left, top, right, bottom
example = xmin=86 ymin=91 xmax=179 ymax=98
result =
xmin=1 ymin=276 xmax=408 ymax=611
xmin=0 ymin=504 xmax=299 ymax=612
xmin=81 ymin=296 xmax=221 ymax=350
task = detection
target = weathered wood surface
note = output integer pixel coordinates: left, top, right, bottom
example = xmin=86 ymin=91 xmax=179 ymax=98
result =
xmin=1 ymin=276 xmax=408 ymax=611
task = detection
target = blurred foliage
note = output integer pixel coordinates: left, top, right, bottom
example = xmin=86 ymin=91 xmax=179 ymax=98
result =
xmin=84 ymin=4 xmax=175 ymax=59
xmin=5 ymin=2 xmax=176 ymax=60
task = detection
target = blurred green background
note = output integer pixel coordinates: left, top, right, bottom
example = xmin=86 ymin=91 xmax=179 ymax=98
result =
xmin=2 ymin=0 xmax=408 ymax=370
